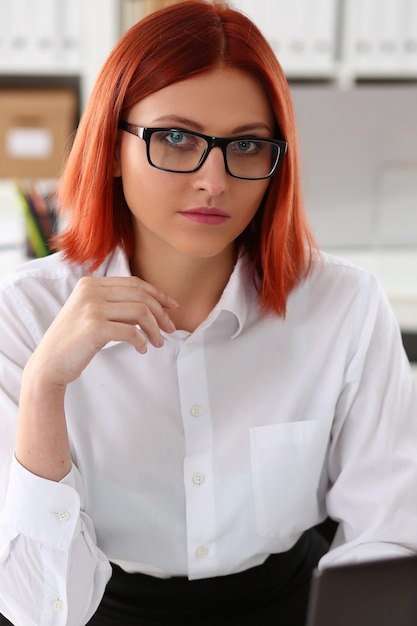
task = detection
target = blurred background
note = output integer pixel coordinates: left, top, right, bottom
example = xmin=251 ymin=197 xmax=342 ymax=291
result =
xmin=0 ymin=0 xmax=416 ymax=364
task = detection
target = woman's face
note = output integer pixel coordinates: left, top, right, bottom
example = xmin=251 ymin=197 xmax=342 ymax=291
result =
xmin=115 ymin=68 xmax=275 ymax=264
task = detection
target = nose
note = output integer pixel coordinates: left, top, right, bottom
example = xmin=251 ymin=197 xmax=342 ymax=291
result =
xmin=192 ymin=146 xmax=228 ymax=196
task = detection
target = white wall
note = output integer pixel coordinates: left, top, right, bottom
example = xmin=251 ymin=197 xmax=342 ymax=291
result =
xmin=291 ymin=83 xmax=417 ymax=249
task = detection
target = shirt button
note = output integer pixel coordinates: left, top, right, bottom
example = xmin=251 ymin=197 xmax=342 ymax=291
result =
xmin=53 ymin=599 xmax=64 ymax=612
xmin=190 ymin=405 xmax=202 ymax=417
xmin=192 ymin=472 xmax=205 ymax=486
xmin=196 ymin=546 xmax=209 ymax=558
xmin=57 ymin=509 xmax=70 ymax=521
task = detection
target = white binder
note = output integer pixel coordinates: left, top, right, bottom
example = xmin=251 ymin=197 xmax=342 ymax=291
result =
xmin=29 ymin=0 xmax=58 ymax=67
xmin=60 ymin=0 xmax=82 ymax=68
xmin=378 ymin=0 xmax=401 ymax=69
xmin=4 ymin=0 xmax=30 ymax=68
xmin=305 ymin=0 xmax=337 ymax=72
xmin=401 ymin=0 xmax=417 ymax=71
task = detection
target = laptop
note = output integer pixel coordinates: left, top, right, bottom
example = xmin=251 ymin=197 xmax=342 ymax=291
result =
xmin=306 ymin=554 xmax=417 ymax=626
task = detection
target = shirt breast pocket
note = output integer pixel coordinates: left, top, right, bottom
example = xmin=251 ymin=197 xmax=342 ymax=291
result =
xmin=250 ymin=420 xmax=329 ymax=537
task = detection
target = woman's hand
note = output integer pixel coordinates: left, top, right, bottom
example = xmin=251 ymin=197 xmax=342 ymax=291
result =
xmin=29 ymin=275 xmax=178 ymax=387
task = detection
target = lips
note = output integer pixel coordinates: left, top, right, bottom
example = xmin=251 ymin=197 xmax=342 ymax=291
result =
xmin=179 ymin=207 xmax=230 ymax=225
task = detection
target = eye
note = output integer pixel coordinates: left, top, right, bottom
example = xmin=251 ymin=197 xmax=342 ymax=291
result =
xmin=166 ymin=131 xmax=187 ymax=145
xmin=156 ymin=130 xmax=205 ymax=153
xmin=155 ymin=130 xmax=204 ymax=152
xmin=229 ymin=139 xmax=260 ymax=155
xmin=239 ymin=140 xmax=256 ymax=152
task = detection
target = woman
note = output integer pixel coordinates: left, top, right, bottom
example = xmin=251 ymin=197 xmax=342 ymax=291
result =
xmin=1 ymin=1 xmax=417 ymax=624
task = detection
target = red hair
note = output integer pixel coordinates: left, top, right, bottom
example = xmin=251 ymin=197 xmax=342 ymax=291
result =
xmin=55 ymin=0 xmax=316 ymax=316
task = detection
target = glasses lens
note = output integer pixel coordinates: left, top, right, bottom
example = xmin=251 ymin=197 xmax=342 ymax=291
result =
xmin=226 ymin=139 xmax=279 ymax=179
xmin=149 ymin=130 xmax=208 ymax=172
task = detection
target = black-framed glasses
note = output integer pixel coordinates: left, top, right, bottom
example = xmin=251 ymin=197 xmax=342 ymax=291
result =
xmin=118 ymin=121 xmax=287 ymax=180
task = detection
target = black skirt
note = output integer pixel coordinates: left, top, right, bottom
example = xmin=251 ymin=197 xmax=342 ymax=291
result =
xmin=86 ymin=530 xmax=328 ymax=626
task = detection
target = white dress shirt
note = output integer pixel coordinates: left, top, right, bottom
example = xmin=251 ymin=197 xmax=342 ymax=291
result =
xmin=1 ymin=248 xmax=417 ymax=625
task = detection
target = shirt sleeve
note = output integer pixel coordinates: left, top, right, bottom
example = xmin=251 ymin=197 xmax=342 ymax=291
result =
xmin=320 ymin=272 xmax=417 ymax=567
xmin=0 ymin=277 xmax=112 ymax=625
xmin=0 ymin=458 xmax=111 ymax=625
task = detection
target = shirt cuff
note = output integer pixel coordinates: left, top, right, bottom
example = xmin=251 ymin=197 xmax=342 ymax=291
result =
xmin=4 ymin=455 xmax=81 ymax=551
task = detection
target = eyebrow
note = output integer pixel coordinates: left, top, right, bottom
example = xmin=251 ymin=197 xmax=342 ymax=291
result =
xmin=151 ymin=114 xmax=273 ymax=135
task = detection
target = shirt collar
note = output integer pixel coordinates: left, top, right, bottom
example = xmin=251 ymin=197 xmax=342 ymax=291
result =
xmin=102 ymin=247 xmax=132 ymax=278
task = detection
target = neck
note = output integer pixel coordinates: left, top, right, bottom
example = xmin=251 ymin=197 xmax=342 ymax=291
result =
xmin=130 ymin=245 xmax=237 ymax=333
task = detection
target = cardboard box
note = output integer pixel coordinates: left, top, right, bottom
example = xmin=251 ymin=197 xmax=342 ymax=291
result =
xmin=0 ymin=89 xmax=78 ymax=179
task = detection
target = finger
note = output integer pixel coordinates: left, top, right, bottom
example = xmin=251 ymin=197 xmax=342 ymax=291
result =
xmin=103 ymin=296 xmax=175 ymax=339
xmin=105 ymin=321 xmax=150 ymax=354
xmin=113 ymin=302 xmax=169 ymax=348
xmin=96 ymin=276 xmax=179 ymax=310
xmin=95 ymin=279 xmax=178 ymax=335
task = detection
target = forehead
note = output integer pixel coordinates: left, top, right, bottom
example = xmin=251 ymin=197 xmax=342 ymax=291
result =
xmin=129 ymin=68 xmax=275 ymax=134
